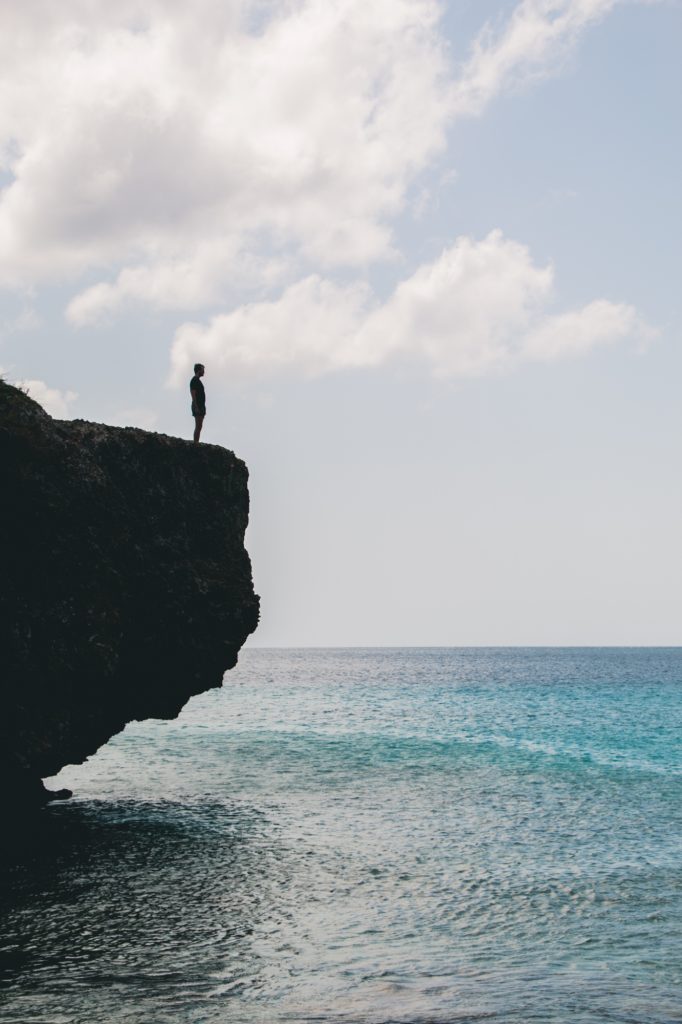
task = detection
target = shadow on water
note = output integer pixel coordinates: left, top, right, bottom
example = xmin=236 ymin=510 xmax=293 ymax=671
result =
xmin=0 ymin=798 xmax=273 ymax=1023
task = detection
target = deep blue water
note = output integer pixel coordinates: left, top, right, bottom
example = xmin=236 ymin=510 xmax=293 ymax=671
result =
xmin=1 ymin=648 xmax=681 ymax=1023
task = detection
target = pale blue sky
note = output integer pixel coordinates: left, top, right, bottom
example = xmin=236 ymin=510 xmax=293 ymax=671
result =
xmin=1 ymin=0 xmax=680 ymax=645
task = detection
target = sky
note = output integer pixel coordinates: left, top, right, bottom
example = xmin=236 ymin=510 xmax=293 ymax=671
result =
xmin=1 ymin=0 xmax=680 ymax=646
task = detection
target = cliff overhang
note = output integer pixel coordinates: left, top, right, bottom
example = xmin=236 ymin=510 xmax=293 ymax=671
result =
xmin=0 ymin=381 xmax=259 ymax=813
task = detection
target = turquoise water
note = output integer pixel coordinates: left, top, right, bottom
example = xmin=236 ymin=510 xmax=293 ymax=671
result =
xmin=1 ymin=648 xmax=681 ymax=1023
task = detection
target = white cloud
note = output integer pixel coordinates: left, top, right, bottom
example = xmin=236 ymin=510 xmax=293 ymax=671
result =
xmin=16 ymin=379 xmax=78 ymax=418
xmin=169 ymin=230 xmax=649 ymax=382
xmin=451 ymin=0 xmax=619 ymax=117
xmin=169 ymin=275 xmax=374 ymax=380
xmin=65 ymin=243 xmax=288 ymax=325
xmin=0 ymin=0 xmax=647 ymax=323
xmin=521 ymin=299 xmax=652 ymax=359
xmin=359 ymin=231 xmax=552 ymax=376
xmin=0 ymin=0 xmax=451 ymax=308
xmin=0 ymin=0 xmax=656 ymax=383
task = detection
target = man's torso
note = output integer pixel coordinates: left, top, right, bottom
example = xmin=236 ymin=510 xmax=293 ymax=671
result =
xmin=190 ymin=376 xmax=206 ymax=411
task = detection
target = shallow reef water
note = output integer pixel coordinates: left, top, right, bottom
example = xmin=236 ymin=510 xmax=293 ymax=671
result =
xmin=1 ymin=648 xmax=681 ymax=1023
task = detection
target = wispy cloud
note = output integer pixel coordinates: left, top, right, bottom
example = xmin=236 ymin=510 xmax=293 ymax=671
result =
xmin=15 ymin=378 xmax=77 ymax=418
xmin=451 ymin=0 xmax=619 ymax=117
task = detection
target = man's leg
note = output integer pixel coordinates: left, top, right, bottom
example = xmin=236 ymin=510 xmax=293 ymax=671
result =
xmin=193 ymin=415 xmax=204 ymax=443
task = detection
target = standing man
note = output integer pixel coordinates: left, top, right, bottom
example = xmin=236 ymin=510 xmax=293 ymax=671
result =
xmin=190 ymin=363 xmax=206 ymax=443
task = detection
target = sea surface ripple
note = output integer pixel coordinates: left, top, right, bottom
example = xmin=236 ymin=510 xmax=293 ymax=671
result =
xmin=1 ymin=648 xmax=681 ymax=1023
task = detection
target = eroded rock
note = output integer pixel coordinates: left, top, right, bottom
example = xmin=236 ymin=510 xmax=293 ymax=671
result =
xmin=0 ymin=381 xmax=259 ymax=813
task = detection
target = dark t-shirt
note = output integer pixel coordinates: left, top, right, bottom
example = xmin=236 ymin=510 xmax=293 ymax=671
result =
xmin=190 ymin=375 xmax=206 ymax=415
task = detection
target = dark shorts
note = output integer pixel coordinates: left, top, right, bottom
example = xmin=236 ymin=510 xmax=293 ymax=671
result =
xmin=191 ymin=404 xmax=206 ymax=418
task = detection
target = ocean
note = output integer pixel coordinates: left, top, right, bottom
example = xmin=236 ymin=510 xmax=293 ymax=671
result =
xmin=1 ymin=648 xmax=681 ymax=1024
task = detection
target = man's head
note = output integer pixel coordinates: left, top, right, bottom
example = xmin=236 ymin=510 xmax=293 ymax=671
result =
xmin=194 ymin=363 xmax=205 ymax=377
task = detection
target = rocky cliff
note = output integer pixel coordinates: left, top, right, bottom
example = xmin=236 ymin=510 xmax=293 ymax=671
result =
xmin=0 ymin=380 xmax=259 ymax=813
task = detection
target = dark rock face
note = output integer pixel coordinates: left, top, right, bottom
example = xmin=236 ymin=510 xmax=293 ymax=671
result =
xmin=0 ymin=381 xmax=259 ymax=811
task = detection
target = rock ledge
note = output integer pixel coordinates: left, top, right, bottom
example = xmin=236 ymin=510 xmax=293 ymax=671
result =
xmin=0 ymin=381 xmax=259 ymax=812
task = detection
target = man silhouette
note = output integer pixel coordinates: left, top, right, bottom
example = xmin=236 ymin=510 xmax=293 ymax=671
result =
xmin=190 ymin=363 xmax=206 ymax=443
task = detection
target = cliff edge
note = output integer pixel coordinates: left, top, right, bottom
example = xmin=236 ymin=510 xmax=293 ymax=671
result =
xmin=0 ymin=380 xmax=260 ymax=812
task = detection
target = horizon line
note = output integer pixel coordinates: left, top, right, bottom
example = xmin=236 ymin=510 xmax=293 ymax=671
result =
xmin=242 ymin=643 xmax=682 ymax=651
